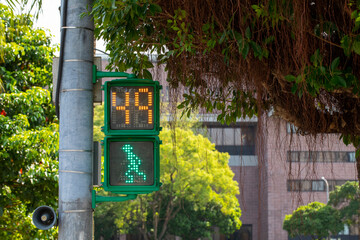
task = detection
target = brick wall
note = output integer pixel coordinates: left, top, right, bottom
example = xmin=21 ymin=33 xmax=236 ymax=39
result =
xmin=265 ymin=117 xmax=357 ymax=240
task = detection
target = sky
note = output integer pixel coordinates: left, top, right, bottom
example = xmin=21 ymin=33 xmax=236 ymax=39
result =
xmin=34 ymin=0 xmax=106 ymax=55
xmin=34 ymin=0 xmax=61 ymax=47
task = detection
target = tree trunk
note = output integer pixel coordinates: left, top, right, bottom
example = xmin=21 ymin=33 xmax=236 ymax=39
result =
xmin=153 ymin=192 xmax=161 ymax=240
xmin=138 ymin=196 xmax=149 ymax=240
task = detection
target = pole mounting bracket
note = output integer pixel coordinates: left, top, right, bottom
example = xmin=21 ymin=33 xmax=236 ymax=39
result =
xmin=92 ymin=65 xmax=137 ymax=84
xmin=92 ymin=190 xmax=137 ymax=209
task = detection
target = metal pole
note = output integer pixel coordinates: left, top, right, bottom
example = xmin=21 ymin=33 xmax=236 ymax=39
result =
xmin=58 ymin=0 xmax=94 ymax=239
xmin=321 ymin=176 xmax=330 ymax=240
xmin=321 ymin=176 xmax=329 ymax=203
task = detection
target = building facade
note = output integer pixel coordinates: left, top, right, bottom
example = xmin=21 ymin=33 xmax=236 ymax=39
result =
xmin=173 ymin=91 xmax=358 ymax=239
xmin=98 ymin=55 xmax=358 ymax=240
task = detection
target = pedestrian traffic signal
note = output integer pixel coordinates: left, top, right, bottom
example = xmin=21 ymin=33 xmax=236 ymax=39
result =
xmin=103 ymin=136 xmax=161 ymax=194
xmin=92 ymin=70 xmax=162 ymax=205
xmin=102 ymin=78 xmax=161 ymax=194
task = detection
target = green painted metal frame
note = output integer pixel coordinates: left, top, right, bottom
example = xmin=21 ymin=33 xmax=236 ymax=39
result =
xmin=102 ymin=78 xmax=161 ymax=136
xmin=91 ymin=66 xmax=162 ymax=208
xmin=92 ymin=190 xmax=137 ymax=209
xmin=92 ymin=65 xmax=136 ymax=83
xmin=102 ymin=136 xmax=161 ymax=194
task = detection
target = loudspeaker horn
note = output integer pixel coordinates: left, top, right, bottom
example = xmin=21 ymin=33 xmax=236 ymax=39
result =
xmin=32 ymin=206 xmax=57 ymax=230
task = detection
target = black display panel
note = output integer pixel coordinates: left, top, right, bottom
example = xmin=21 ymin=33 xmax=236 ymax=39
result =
xmin=109 ymin=141 xmax=154 ymax=186
xmin=110 ymin=86 xmax=154 ymax=130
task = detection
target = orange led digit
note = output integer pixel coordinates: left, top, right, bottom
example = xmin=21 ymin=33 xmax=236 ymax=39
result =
xmin=125 ymin=110 xmax=130 ymax=124
xmin=148 ymin=91 xmax=153 ymax=124
xmin=137 ymin=88 xmax=153 ymax=124
xmin=125 ymin=92 xmax=130 ymax=107
xmin=148 ymin=91 xmax=152 ymax=106
xmin=112 ymin=92 xmax=117 ymax=107
xmin=125 ymin=92 xmax=130 ymax=124
xmin=148 ymin=110 xmax=153 ymax=124
xmin=135 ymin=92 xmax=139 ymax=107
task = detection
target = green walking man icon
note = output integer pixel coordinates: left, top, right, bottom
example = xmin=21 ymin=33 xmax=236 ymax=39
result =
xmin=122 ymin=144 xmax=147 ymax=183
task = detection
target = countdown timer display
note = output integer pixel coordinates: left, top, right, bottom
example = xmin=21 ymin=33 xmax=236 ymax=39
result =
xmin=103 ymin=79 xmax=161 ymax=136
xmin=110 ymin=86 xmax=154 ymax=130
xmin=108 ymin=141 xmax=153 ymax=186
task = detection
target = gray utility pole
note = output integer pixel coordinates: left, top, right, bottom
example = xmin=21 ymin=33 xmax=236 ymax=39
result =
xmin=58 ymin=0 xmax=94 ymax=239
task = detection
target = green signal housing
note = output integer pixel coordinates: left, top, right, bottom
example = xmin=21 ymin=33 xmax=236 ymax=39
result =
xmin=93 ymin=69 xmax=162 ymax=206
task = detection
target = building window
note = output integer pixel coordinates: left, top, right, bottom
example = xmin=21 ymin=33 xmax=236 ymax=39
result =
xmin=287 ymin=123 xmax=298 ymax=133
xmin=287 ymin=180 xmax=356 ymax=192
xmin=228 ymin=225 xmax=252 ymax=240
xmin=348 ymin=152 xmax=356 ymax=162
xmin=205 ymin=124 xmax=256 ymax=146
xmin=209 ymin=128 xmax=223 ymax=145
xmin=339 ymin=224 xmax=350 ymax=235
xmin=288 ymin=151 xmax=356 ymax=163
xmin=312 ymin=180 xmax=325 ymax=191
xmin=205 ymin=123 xmax=257 ymax=156
xmin=229 ymin=155 xmax=258 ymax=167
xmin=223 ymin=128 xmax=235 ymax=145
xmin=288 ymin=180 xmax=312 ymax=191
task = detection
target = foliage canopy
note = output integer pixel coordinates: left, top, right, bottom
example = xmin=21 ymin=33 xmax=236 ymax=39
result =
xmin=0 ymin=4 xmax=58 ymax=239
xmin=283 ymin=202 xmax=343 ymax=239
xmin=92 ymin=0 xmax=360 ymax=135
xmin=94 ymin=120 xmax=241 ymax=240
xmin=283 ymin=181 xmax=360 ymax=239
xmin=91 ymin=0 xmax=360 ymax=181
xmin=329 ymin=181 xmax=360 ymax=228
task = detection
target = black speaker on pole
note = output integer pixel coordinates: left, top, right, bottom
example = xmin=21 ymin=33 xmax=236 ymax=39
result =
xmin=32 ymin=206 xmax=57 ymax=230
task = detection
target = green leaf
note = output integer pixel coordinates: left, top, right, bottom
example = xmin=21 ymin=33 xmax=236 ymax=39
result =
xmin=331 ymin=57 xmax=340 ymax=72
xmin=180 ymin=22 xmax=186 ymax=30
xmin=291 ymin=84 xmax=298 ymax=94
xmin=143 ymin=69 xmax=153 ymax=80
xmin=296 ymin=75 xmax=303 ymax=84
xmin=251 ymin=5 xmax=260 ymax=11
xmin=352 ymin=40 xmax=360 ymax=55
xmin=320 ymin=66 xmax=326 ymax=74
xmin=331 ymin=75 xmax=347 ymax=88
xmin=341 ymin=35 xmax=351 ymax=56
xmin=143 ymin=59 xmax=154 ymax=69
xmin=149 ymin=4 xmax=162 ymax=14
xmin=202 ymin=23 xmax=210 ymax=32
xmin=341 ymin=134 xmax=351 ymax=145
xmin=285 ymin=75 xmax=296 ymax=82
xmin=219 ymin=31 xmax=226 ymax=44
xmin=245 ymin=27 xmax=251 ymax=39
xmin=351 ymin=10 xmax=358 ymax=19
xmin=242 ymin=43 xmax=250 ymax=59
xmin=262 ymin=48 xmax=269 ymax=58
xmin=250 ymin=41 xmax=262 ymax=58
xmin=310 ymin=49 xmax=322 ymax=66
xmin=264 ymin=36 xmax=275 ymax=45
